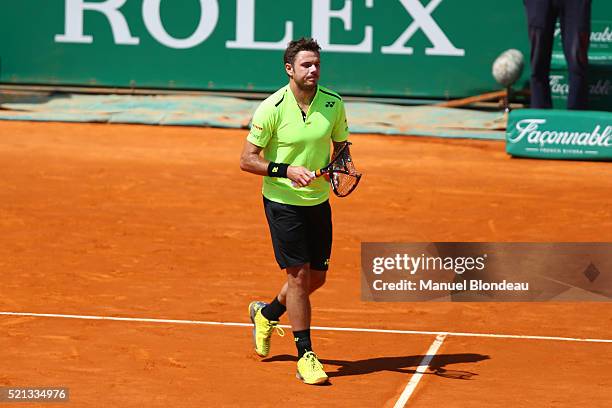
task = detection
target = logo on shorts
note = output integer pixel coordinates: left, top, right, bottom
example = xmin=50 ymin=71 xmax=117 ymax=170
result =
xmin=325 ymin=101 xmax=335 ymax=108
xmin=324 ymin=258 xmax=330 ymax=266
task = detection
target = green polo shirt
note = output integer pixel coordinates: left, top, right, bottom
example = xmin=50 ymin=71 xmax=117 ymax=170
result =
xmin=247 ymin=85 xmax=349 ymax=206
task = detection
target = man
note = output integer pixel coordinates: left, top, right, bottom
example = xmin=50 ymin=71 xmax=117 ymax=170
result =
xmin=239 ymin=37 xmax=349 ymax=385
xmin=524 ymin=0 xmax=591 ymax=109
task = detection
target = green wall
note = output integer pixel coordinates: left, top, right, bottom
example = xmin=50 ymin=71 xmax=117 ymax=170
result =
xmin=0 ymin=1 xmax=608 ymax=98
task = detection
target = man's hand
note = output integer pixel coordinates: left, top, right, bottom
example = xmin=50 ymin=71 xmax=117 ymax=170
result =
xmin=288 ymin=166 xmax=315 ymax=187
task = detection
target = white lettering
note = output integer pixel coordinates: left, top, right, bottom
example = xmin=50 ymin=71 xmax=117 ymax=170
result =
xmin=550 ymin=75 xmax=569 ymax=96
xmin=55 ymin=0 xmax=139 ymax=44
xmin=410 ymin=255 xmax=421 ymax=273
xmin=590 ymin=80 xmax=612 ymax=96
xmin=142 ymin=0 xmax=218 ymax=49
xmin=469 ymin=280 xmax=529 ymax=291
xmin=226 ymin=0 xmax=293 ymax=50
xmin=381 ymin=0 xmax=464 ymax=56
xmin=55 ymin=0 xmax=465 ymax=56
xmin=419 ymin=279 xmax=465 ymax=291
xmin=372 ymin=257 xmax=385 ymax=274
xmin=373 ymin=280 xmax=415 ymax=291
xmin=511 ymin=119 xmax=612 ymax=148
xmin=591 ymin=26 xmax=612 ymax=43
xmin=312 ymin=0 xmax=373 ymax=53
xmin=588 ymin=128 xmax=600 ymax=146
xmin=509 ymin=118 xmax=545 ymax=143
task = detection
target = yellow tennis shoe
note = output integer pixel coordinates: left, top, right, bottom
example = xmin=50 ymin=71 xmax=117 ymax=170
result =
xmin=248 ymin=301 xmax=284 ymax=357
xmin=296 ymin=351 xmax=328 ymax=385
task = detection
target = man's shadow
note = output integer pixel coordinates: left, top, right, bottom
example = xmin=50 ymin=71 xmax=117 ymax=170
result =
xmin=263 ymin=353 xmax=490 ymax=380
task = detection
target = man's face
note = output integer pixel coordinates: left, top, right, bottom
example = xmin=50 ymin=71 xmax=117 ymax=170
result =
xmin=286 ymin=50 xmax=320 ymax=90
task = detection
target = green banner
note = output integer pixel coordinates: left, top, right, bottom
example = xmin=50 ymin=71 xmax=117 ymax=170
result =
xmin=549 ymin=66 xmax=612 ymax=111
xmin=553 ymin=20 xmax=612 ymax=59
xmin=1 ymin=1 xmax=610 ymax=99
xmin=506 ymin=109 xmax=612 ymax=161
xmin=0 ymin=0 xmax=535 ymax=98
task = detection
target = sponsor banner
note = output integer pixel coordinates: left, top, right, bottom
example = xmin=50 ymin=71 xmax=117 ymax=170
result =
xmin=505 ymin=109 xmax=612 ymax=160
xmin=361 ymin=243 xmax=612 ymax=302
xmin=553 ymin=20 xmax=612 ymax=59
xmin=549 ymin=68 xmax=612 ymax=112
xmin=1 ymin=2 xmax=610 ymax=99
xmin=0 ymin=0 xmax=535 ymax=98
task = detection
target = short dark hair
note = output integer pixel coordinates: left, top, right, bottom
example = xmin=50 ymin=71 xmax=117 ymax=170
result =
xmin=284 ymin=37 xmax=321 ymax=66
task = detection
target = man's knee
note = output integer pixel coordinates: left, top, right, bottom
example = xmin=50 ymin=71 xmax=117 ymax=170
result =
xmin=309 ymin=270 xmax=327 ymax=293
xmin=287 ymin=264 xmax=311 ymax=291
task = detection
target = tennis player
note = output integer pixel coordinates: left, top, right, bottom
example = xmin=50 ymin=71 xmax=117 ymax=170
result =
xmin=239 ymin=37 xmax=350 ymax=385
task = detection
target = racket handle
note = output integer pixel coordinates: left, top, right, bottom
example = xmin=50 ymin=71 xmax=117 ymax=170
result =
xmin=291 ymin=171 xmax=317 ymax=187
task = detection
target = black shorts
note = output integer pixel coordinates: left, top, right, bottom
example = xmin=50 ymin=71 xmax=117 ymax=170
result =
xmin=263 ymin=196 xmax=332 ymax=271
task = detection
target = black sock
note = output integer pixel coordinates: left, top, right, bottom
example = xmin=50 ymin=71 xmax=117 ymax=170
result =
xmin=293 ymin=329 xmax=312 ymax=358
xmin=261 ymin=296 xmax=286 ymax=321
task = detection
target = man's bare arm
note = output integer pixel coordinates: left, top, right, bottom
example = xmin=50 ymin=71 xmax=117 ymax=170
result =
xmin=240 ymin=140 xmax=268 ymax=176
xmin=239 ymin=139 xmax=315 ymax=187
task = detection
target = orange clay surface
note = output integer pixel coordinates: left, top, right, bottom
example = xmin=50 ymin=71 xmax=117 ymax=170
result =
xmin=0 ymin=121 xmax=611 ymax=407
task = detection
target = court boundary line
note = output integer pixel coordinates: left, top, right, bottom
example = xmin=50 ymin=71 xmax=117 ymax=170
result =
xmin=1 ymin=311 xmax=611 ymax=343
xmin=393 ymin=333 xmax=447 ymax=408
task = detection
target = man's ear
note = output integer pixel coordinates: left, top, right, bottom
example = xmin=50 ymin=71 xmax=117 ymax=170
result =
xmin=285 ymin=62 xmax=293 ymax=78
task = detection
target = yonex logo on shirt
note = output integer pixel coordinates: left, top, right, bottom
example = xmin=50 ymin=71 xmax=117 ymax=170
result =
xmin=325 ymin=101 xmax=335 ymax=108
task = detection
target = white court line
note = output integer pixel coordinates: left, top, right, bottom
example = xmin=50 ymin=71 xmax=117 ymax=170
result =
xmin=1 ymin=311 xmax=612 ymax=343
xmin=393 ymin=333 xmax=447 ymax=408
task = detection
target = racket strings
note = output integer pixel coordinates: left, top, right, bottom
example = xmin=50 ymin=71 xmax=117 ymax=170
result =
xmin=331 ymin=172 xmax=360 ymax=197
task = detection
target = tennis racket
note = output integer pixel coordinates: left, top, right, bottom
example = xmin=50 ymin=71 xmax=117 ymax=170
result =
xmin=313 ymin=141 xmax=362 ymax=197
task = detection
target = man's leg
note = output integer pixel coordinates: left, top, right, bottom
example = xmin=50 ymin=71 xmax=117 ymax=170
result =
xmin=285 ymin=264 xmax=313 ymax=362
xmin=260 ymin=267 xmax=325 ymax=321
xmin=286 ymin=264 xmax=311 ymax=332
xmin=290 ymin=199 xmax=332 ymax=384
xmin=252 ymin=198 xmax=329 ymax=383
xmin=285 ymin=263 xmax=328 ymax=384
xmin=274 ymin=268 xmax=326 ymax=305
xmin=560 ymin=0 xmax=591 ymax=109
xmin=284 ymin=265 xmax=326 ymax=354
xmin=525 ymin=0 xmax=556 ymax=108
xmin=250 ymin=198 xmax=307 ymax=357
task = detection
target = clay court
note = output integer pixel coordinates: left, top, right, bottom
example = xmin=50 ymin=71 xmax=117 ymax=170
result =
xmin=1 ymin=120 xmax=611 ymax=407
